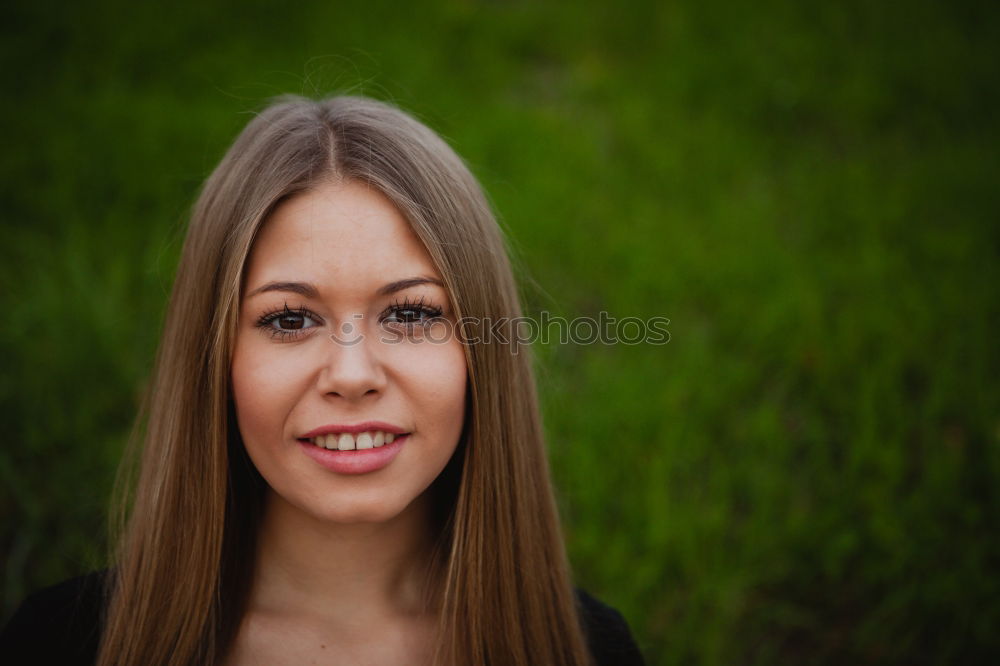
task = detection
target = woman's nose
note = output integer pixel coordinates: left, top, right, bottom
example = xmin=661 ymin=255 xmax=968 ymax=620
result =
xmin=315 ymin=320 xmax=387 ymax=400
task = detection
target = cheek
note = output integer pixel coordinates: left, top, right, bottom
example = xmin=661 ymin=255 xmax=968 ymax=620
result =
xmin=230 ymin=336 xmax=306 ymax=445
xmin=395 ymin=336 xmax=468 ymax=436
xmin=231 ymin=343 xmax=270 ymax=449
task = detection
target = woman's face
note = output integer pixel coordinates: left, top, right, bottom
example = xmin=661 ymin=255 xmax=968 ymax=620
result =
xmin=231 ymin=179 xmax=467 ymax=524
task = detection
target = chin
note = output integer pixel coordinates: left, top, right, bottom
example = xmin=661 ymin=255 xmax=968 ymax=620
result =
xmin=307 ymin=493 xmax=414 ymax=525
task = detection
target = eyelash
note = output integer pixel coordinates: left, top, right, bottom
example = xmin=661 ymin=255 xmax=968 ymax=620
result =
xmin=254 ymin=297 xmax=445 ymax=341
xmin=380 ymin=296 xmax=444 ymax=329
xmin=254 ymin=304 xmax=320 ymax=341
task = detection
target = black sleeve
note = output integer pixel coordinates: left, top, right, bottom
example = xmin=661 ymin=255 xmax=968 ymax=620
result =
xmin=0 ymin=570 xmax=108 ymax=666
xmin=575 ymin=588 xmax=646 ymax=666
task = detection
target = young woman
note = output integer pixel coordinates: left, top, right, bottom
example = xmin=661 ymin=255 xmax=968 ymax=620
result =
xmin=1 ymin=95 xmax=643 ymax=665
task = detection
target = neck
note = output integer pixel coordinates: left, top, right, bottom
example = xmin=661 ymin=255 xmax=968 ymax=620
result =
xmin=248 ymin=488 xmax=441 ymax=623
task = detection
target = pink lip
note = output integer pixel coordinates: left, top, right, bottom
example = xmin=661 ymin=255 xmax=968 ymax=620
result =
xmin=300 ymin=421 xmax=409 ymax=438
xmin=298 ymin=434 xmax=409 ymax=475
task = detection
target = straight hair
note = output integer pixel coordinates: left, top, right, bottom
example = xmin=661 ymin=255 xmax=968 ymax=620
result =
xmin=97 ymin=95 xmax=593 ymax=665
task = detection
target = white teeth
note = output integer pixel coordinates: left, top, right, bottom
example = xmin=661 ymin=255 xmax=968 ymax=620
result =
xmin=311 ymin=430 xmax=402 ymax=450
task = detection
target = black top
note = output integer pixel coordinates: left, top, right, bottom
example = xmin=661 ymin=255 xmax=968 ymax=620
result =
xmin=0 ymin=570 xmax=644 ymax=665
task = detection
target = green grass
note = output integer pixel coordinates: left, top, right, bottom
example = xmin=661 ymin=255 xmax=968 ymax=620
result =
xmin=2 ymin=0 xmax=998 ymax=663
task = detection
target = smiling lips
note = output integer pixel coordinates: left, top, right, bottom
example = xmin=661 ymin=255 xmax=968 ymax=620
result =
xmin=299 ymin=421 xmax=410 ymax=452
xmin=308 ymin=430 xmax=398 ymax=451
xmin=298 ymin=430 xmax=411 ymax=475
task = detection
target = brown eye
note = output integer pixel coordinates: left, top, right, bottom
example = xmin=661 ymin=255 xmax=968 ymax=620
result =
xmin=255 ymin=308 xmax=321 ymax=339
xmin=278 ymin=313 xmax=305 ymax=329
xmin=392 ymin=308 xmax=421 ymax=323
xmin=380 ymin=296 xmax=444 ymax=328
xmin=382 ymin=305 xmax=443 ymax=327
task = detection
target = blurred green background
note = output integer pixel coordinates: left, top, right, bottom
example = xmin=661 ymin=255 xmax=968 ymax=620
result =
xmin=2 ymin=0 xmax=998 ymax=663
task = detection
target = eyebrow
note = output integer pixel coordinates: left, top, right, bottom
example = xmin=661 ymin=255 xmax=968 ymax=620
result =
xmin=245 ymin=276 xmax=445 ymax=299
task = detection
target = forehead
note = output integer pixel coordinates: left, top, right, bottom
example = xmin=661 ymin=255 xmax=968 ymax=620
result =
xmin=243 ymin=180 xmax=440 ymax=294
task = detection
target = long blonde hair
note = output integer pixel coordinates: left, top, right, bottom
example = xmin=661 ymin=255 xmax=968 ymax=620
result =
xmin=98 ymin=95 xmax=592 ymax=665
